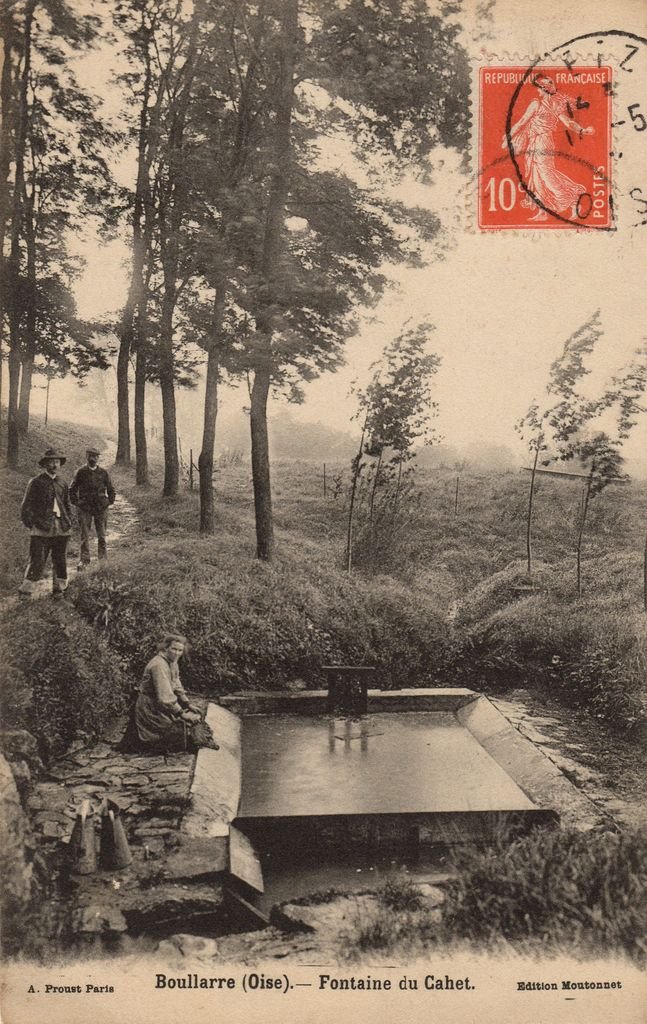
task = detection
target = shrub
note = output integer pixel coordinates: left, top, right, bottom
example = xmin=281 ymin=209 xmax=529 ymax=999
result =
xmin=552 ymin=615 xmax=647 ymax=726
xmin=70 ymin=536 xmax=450 ymax=695
xmin=379 ymin=876 xmax=424 ymax=912
xmin=448 ymin=592 xmax=646 ymax=729
xmin=0 ymin=601 xmax=131 ymax=762
xmin=454 ymin=560 xmax=561 ymax=629
xmin=351 ymin=911 xmax=414 ymax=953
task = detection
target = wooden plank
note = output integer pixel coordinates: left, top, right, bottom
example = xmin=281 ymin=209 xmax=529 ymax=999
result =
xmin=523 ymin=467 xmax=628 ymax=482
xmin=228 ymin=825 xmax=264 ymax=894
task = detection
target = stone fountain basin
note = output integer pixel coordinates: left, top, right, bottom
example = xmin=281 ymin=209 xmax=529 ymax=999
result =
xmin=179 ymin=689 xmax=602 ymax=898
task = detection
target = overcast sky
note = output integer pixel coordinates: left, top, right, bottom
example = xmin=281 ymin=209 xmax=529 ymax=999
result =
xmin=38 ymin=1 xmax=647 ymax=471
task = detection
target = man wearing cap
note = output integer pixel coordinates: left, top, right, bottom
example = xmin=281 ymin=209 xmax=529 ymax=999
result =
xmin=69 ymin=448 xmax=116 ymax=569
xmin=19 ymin=449 xmax=73 ymax=597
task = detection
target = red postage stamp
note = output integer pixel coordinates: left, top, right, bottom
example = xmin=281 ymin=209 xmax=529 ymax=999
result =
xmin=478 ymin=66 xmax=613 ymax=230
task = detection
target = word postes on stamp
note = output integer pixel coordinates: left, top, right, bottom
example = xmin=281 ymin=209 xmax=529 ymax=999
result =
xmin=478 ymin=66 xmax=612 ymax=230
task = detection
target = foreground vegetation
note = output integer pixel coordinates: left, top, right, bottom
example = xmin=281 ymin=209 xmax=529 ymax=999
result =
xmin=345 ymin=827 xmax=647 ymax=966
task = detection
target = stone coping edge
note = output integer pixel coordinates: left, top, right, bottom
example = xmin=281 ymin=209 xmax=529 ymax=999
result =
xmin=219 ymin=688 xmax=479 ymax=714
xmin=182 ymin=705 xmax=241 ymax=840
xmin=457 ymin=696 xmax=605 ymax=832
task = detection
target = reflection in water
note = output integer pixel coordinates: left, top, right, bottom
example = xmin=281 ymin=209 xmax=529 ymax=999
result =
xmin=327 ymin=717 xmax=374 ymax=753
xmin=254 ymin=842 xmax=451 ymax=916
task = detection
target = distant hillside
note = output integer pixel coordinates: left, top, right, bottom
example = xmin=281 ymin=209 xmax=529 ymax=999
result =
xmin=415 ymin=440 xmax=519 ymax=472
xmin=212 ymin=408 xmax=356 ymax=462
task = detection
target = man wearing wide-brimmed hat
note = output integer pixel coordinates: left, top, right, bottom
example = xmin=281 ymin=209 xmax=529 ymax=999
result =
xmin=69 ymin=447 xmax=116 ymax=569
xmin=18 ymin=448 xmax=73 ymax=597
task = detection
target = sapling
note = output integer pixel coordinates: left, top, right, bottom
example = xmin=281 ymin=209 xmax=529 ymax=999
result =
xmin=345 ymin=321 xmax=440 ymax=573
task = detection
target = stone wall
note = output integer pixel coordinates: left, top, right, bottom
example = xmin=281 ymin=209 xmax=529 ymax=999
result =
xmin=0 ymin=753 xmax=33 ymax=938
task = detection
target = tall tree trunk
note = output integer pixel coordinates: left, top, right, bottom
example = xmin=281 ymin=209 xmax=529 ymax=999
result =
xmin=199 ymin=284 xmax=225 ymax=534
xmin=198 ymin=350 xmax=219 ymax=533
xmin=115 ymin=323 xmax=132 ymax=465
xmin=134 ymin=68 xmax=156 ymax=487
xmin=116 ymin=19 xmax=156 ymax=467
xmin=134 ymin=346 xmax=148 ymax=485
xmin=17 ymin=353 xmax=33 ymax=432
xmin=250 ymin=365 xmax=273 ymax=559
xmin=0 ymin=18 xmax=16 ymax=427
xmin=7 ymin=340 xmax=21 ymax=465
xmin=6 ymin=0 xmax=35 ymax=467
xmin=159 ymin=280 xmax=179 ymax=496
xmin=576 ymin=469 xmax=594 ymax=598
xmin=526 ymin=441 xmax=540 ymax=574
xmin=17 ymin=169 xmax=36 ymax=435
xmin=250 ymin=0 xmax=298 ymax=561
xmin=134 ymin=202 xmax=153 ymax=488
xmin=156 ymin=15 xmax=200 ymax=498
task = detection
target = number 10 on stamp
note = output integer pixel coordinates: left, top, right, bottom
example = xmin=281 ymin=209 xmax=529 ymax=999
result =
xmin=478 ymin=66 xmax=613 ymax=230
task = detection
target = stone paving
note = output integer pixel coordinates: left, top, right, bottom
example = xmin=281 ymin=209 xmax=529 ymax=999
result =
xmin=493 ymin=692 xmax=647 ymax=830
xmin=30 ymin=736 xmax=194 ymax=856
xmin=25 ymin=715 xmax=207 ymax=940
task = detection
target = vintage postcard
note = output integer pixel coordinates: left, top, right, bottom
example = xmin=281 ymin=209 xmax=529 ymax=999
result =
xmin=1 ymin=0 xmax=646 ymax=1023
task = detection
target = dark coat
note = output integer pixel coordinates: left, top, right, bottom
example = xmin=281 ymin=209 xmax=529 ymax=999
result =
xmin=20 ymin=473 xmax=73 ymax=532
xmin=69 ymin=465 xmax=116 ymax=513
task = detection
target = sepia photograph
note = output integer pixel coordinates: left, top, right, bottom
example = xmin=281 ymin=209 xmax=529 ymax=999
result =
xmin=0 ymin=1 xmax=646 ymax=1022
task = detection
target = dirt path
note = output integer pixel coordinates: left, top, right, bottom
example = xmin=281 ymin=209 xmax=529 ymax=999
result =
xmin=0 ymin=474 xmax=139 ymax=613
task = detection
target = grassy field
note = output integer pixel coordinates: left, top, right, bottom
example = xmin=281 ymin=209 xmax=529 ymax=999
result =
xmin=1 ymin=414 xmax=646 ymax=755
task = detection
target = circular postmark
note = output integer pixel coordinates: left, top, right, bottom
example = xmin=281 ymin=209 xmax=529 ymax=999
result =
xmin=503 ymin=30 xmax=647 ymax=230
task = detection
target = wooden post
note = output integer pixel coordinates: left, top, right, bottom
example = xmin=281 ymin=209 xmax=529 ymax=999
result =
xmin=189 ymin=448 xmax=194 ymax=490
xmin=454 ymin=473 xmax=459 ymax=516
xmin=323 ymin=665 xmax=375 ymax=715
xmin=576 ymin=469 xmax=594 ymax=599
xmin=323 ymin=462 xmax=327 ymax=497
xmin=392 ymin=458 xmax=403 ymax=516
xmin=526 ymin=443 xmax=540 ymax=574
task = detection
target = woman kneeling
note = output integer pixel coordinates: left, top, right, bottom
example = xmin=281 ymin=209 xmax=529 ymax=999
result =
xmin=120 ymin=634 xmax=218 ymax=753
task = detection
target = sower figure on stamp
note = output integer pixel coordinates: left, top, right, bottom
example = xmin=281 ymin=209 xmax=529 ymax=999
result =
xmin=18 ymin=448 xmax=73 ymax=598
xmin=69 ymin=448 xmax=116 ymax=570
xmin=503 ymin=73 xmax=595 ymax=221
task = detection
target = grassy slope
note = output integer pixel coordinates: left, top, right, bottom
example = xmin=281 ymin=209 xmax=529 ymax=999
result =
xmin=0 ymin=416 xmax=129 ymax=759
xmin=344 ymin=828 xmax=647 ymax=966
xmin=74 ymin=458 xmax=449 ymax=695
xmin=103 ymin=452 xmax=647 ymax=724
xmin=2 ymin=415 xmax=646 ymax=763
